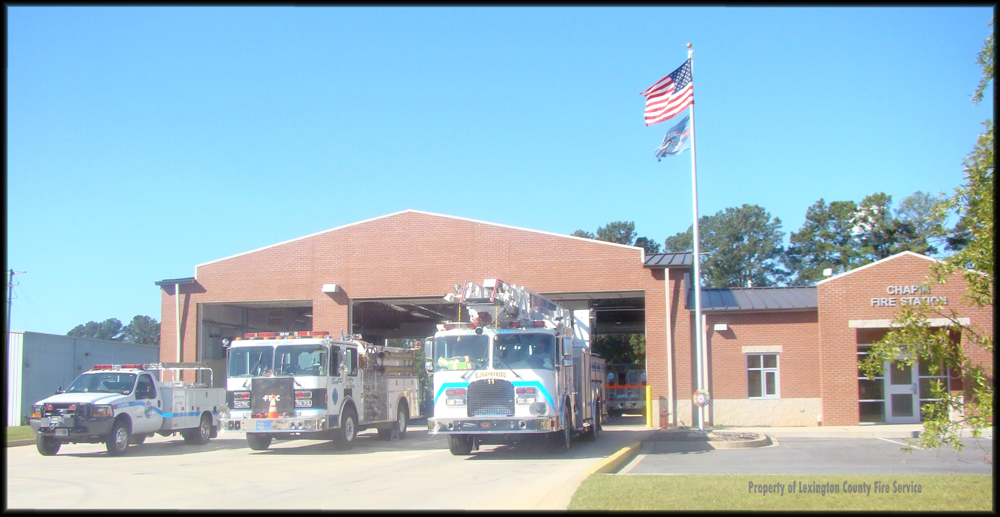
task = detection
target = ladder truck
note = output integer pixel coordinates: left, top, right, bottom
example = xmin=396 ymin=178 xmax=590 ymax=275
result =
xmin=219 ymin=331 xmax=421 ymax=451
xmin=426 ymin=279 xmax=605 ymax=455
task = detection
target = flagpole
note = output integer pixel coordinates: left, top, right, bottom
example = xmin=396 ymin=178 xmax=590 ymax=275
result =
xmin=686 ymin=42 xmax=706 ymax=433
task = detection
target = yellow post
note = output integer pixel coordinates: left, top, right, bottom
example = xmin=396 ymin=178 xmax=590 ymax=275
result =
xmin=646 ymin=386 xmax=653 ymax=427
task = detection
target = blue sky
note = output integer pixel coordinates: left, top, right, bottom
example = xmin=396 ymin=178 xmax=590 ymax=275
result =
xmin=7 ymin=7 xmax=993 ymax=336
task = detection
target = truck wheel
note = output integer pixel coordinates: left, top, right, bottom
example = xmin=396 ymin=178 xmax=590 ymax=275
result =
xmin=551 ymin=406 xmax=572 ymax=453
xmin=596 ymin=401 xmax=604 ymax=431
xmin=184 ymin=414 xmax=212 ymax=445
xmin=246 ymin=433 xmax=272 ymax=451
xmin=448 ymin=435 xmax=474 ymax=455
xmin=334 ymin=407 xmax=358 ymax=450
xmin=393 ymin=402 xmax=409 ymax=440
xmin=106 ymin=420 xmax=131 ymax=456
xmin=36 ymin=435 xmax=60 ymax=456
xmin=584 ymin=403 xmax=600 ymax=441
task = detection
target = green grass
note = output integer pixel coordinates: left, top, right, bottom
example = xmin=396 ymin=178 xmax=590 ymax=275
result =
xmin=6 ymin=426 xmax=35 ymax=442
xmin=569 ymin=474 xmax=993 ymax=511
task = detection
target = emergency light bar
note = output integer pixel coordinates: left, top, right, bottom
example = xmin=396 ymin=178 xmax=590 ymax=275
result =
xmin=242 ymin=331 xmax=331 ymax=339
xmin=91 ymin=364 xmax=145 ymax=370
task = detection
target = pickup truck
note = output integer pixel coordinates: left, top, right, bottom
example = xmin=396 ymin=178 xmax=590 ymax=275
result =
xmin=29 ymin=362 xmax=226 ymax=456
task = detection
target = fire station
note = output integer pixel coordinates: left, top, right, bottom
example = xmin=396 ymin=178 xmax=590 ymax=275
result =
xmin=156 ymin=210 xmax=993 ymax=428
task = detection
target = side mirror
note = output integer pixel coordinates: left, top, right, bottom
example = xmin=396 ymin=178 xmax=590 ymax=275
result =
xmin=55 ymin=386 xmax=64 ymax=394
xmin=425 ymin=361 xmax=434 ymax=374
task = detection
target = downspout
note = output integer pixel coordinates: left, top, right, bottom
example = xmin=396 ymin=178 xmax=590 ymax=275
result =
xmin=665 ymin=269 xmax=674 ymax=428
xmin=175 ymin=282 xmax=182 ymax=381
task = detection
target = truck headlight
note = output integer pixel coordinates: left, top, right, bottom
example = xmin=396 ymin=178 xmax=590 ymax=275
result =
xmin=92 ymin=405 xmax=113 ymax=418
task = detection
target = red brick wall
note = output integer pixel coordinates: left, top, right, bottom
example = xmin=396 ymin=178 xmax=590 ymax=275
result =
xmin=705 ymin=311 xmax=820 ymax=402
xmin=159 ymin=210 xmax=658 ymax=364
xmin=817 ymin=252 xmax=994 ymax=425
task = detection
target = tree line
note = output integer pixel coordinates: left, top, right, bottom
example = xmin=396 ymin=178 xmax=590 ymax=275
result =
xmin=67 ymin=315 xmax=160 ymax=345
xmin=573 ymin=190 xmax=965 ymax=288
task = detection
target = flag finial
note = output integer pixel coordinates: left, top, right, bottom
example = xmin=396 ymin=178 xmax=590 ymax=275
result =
xmin=687 ymin=42 xmax=691 ymax=48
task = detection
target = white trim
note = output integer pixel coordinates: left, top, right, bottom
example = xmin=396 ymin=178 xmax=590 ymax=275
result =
xmin=194 ymin=209 xmax=644 ymax=275
xmin=741 ymin=345 xmax=783 ymax=354
xmin=848 ymin=318 xmax=971 ymax=328
xmin=817 ymin=251 xmax=939 ymax=286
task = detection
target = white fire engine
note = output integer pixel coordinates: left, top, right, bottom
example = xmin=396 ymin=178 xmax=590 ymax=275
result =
xmin=29 ymin=362 xmax=225 ymax=456
xmin=220 ymin=331 xmax=422 ymax=451
xmin=426 ymin=279 xmax=605 ymax=455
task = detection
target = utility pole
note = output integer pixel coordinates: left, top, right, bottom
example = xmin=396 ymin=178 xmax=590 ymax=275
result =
xmin=6 ymin=269 xmax=25 ymax=426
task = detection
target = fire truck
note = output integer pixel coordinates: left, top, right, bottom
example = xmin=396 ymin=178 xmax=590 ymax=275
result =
xmin=220 ymin=331 xmax=421 ymax=451
xmin=605 ymin=363 xmax=646 ymax=416
xmin=426 ymin=279 xmax=605 ymax=455
xmin=29 ymin=362 xmax=225 ymax=456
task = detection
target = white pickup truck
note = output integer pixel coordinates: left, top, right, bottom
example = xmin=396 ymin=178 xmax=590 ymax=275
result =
xmin=29 ymin=362 xmax=226 ymax=456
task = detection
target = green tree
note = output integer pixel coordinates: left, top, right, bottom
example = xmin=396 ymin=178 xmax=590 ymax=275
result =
xmin=596 ymin=221 xmax=637 ymax=245
xmin=896 ymin=191 xmax=947 ymax=256
xmin=68 ymin=318 xmax=124 ymax=341
xmin=664 ymin=204 xmax=787 ymax=287
xmin=571 ymin=229 xmax=595 ymax=239
xmin=783 ymin=199 xmax=861 ymax=285
xmin=633 ymin=236 xmax=662 ymax=255
xmin=852 ymin=192 xmax=934 ymax=260
xmin=120 ymin=315 xmax=161 ymax=345
xmin=861 ymin=21 xmax=993 ymax=453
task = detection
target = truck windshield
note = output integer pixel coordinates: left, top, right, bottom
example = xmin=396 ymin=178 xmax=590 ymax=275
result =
xmin=66 ymin=372 xmax=137 ymax=395
xmin=493 ymin=333 xmax=555 ymax=371
xmin=227 ymin=346 xmax=274 ymax=377
xmin=433 ymin=334 xmax=488 ymax=371
xmin=274 ymin=345 xmax=328 ymax=376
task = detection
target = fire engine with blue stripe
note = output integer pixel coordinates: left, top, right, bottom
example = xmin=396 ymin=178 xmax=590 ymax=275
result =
xmin=426 ymin=279 xmax=606 ymax=455
xmin=219 ymin=331 xmax=421 ymax=451
xmin=30 ymin=362 xmax=225 ymax=456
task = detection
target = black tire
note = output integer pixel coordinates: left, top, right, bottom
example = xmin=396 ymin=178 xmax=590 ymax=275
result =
xmin=106 ymin=420 xmax=131 ymax=456
xmin=36 ymin=434 xmax=60 ymax=456
xmin=552 ymin=405 xmax=572 ymax=453
xmin=246 ymin=433 xmax=272 ymax=451
xmin=335 ymin=407 xmax=358 ymax=450
xmin=394 ymin=402 xmax=409 ymax=440
xmin=584 ymin=402 xmax=600 ymax=441
xmin=184 ymin=414 xmax=212 ymax=445
xmin=596 ymin=401 xmax=603 ymax=431
xmin=448 ymin=435 xmax=474 ymax=455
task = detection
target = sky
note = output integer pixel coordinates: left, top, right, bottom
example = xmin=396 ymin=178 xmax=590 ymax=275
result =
xmin=6 ymin=6 xmax=994 ymax=336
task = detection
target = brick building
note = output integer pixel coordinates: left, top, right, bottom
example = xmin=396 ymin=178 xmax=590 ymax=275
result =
xmin=157 ymin=210 xmax=992 ymax=427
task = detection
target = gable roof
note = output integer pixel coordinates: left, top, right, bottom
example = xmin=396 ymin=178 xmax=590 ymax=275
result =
xmin=816 ymin=251 xmax=939 ymax=286
xmin=195 ymin=209 xmax=644 ymax=270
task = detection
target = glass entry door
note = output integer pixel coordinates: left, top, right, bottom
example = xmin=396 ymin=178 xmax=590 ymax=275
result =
xmin=884 ymin=362 xmax=920 ymax=424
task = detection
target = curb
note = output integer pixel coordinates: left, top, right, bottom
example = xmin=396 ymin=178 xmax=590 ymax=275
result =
xmin=8 ymin=439 xmax=35 ymax=447
xmin=584 ymin=441 xmax=642 ymax=475
xmin=707 ymin=434 xmax=772 ymax=449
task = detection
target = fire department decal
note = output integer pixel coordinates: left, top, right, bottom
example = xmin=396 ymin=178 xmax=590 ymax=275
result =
xmin=331 ymin=389 xmax=338 ymax=405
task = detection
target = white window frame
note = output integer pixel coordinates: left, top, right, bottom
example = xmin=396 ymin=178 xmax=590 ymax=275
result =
xmin=746 ymin=353 xmax=780 ymax=399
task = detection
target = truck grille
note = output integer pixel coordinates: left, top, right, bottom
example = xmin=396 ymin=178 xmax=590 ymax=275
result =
xmin=42 ymin=403 xmax=79 ymax=417
xmin=467 ymin=379 xmax=515 ymax=417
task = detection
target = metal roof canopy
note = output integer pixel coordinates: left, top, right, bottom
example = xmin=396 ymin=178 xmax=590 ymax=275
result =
xmin=687 ymin=286 xmax=818 ymax=312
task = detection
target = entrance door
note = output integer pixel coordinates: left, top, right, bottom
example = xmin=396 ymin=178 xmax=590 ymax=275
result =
xmin=884 ymin=362 xmax=919 ymax=424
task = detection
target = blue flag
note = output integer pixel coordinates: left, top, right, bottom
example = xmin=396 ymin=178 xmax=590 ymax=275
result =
xmin=655 ymin=115 xmax=691 ymax=161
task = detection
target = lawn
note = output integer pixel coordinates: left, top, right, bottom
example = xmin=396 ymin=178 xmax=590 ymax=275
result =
xmin=569 ymin=474 xmax=993 ymax=511
xmin=6 ymin=426 xmax=35 ymax=441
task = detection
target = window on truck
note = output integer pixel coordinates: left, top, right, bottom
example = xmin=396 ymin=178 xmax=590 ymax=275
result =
xmin=493 ymin=333 xmax=555 ymax=370
xmin=227 ymin=346 xmax=274 ymax=377
xmin=344 ymin=346 xmax=358 ymax=376
xmin=274 ymin=344 xmax=328 ymax=376
xmin=135 ymin=374 xmax=157 ymax=399
xmin=329 ymin=345 xmax=340 ymax=375
xmin=433 ymin=334 xmax=488 ymax=371
xmin=67 ymin=372 xmax=137 ymax=395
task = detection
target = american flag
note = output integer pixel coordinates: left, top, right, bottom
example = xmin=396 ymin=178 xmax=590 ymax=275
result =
xmin=641 ymin=59 xmax=693 ymax=126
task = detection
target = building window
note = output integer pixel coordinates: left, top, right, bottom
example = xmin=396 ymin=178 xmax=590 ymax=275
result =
xmin=857 ymin=345 xmax=885 ymax=423
xmin=747 ymin=353 xmax=779 ymax=398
